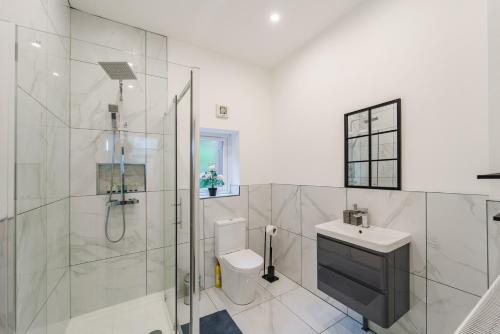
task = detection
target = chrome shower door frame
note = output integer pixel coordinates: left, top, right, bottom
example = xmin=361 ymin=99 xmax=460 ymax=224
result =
xmin=0 ymin=20 xmax=16 ymax=334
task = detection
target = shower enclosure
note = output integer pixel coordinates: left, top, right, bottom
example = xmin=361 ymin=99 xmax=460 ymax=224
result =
xmin=1 ymin=9 xmax=201 ymax=334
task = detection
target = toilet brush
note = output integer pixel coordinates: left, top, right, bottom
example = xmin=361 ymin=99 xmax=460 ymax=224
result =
xmin=262 ymin=225 xmax=279 ymax=283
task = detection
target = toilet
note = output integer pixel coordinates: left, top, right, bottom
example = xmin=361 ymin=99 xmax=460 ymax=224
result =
xmin=215 ymin=218 xmax=263 ymax=305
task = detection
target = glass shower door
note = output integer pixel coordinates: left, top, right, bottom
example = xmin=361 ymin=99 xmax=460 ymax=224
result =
xmin=165 ymin=68 xmax=200 ymax=334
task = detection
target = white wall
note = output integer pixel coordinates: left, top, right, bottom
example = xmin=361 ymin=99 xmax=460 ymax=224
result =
xmin=271 ymin=0 xmax=489 ymax=194
xmin=488 ymin=0 xmax=500 ymax=200
xmin=168 ymin=38 xmax=273 ymax=186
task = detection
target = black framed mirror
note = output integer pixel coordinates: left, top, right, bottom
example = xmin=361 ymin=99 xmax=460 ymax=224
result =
xmin=344 ymin=99 xmax=401 ymax=190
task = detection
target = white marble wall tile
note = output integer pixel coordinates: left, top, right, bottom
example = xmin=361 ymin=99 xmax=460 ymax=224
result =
xmin=17 ymin=27 xmax=47 ymax=106
xmin=16 ymin=88 xmax=46 ymax=214
xmin=45 ymin=32 xmax=70 ymax=124
xmin=164 ymin=190 xmax=176 ymax=247
xmin=427 ymin=280 xmax=479 ymax=334
xmin=70 ymin=251 xmax=146 ymax=316
xmin=16 ymin=206 xmax=47 ymax=334
xmin=0 ymin=0 xmax=49 ymax=32
xmin=301 ymin=236 xmax=347 ymax=312
xmin=146 ymin=32 xmax=167 ymax=78
xmin=70 ymin=128 xmax=146 ymax=196
xmin=177 ymin=190 xmax=204 ymax=244
xmin=301 ymin=186 xmax=346 ymax=240
xmin=249 ymin=227 xmax=265 ymax=258
xmin=46 ymin=113 xmax=69 ymax=204
xmin=146 ymin=133 xmax=163 ymax=191
xmin=164 ymin=133 xmax=176 ymax=191
xmin=347 ymin=189 xmax=426 ymax=277
xmin=17 ymin=27 xmax=70 ymax=124
xmin=70 ymin=10 xmax=145 ymax=57
xmin=164 ymin=245 xmax=176 ymax=291
xmin=26 ymin=303 xmax=46 ymax=334
xmin=46 ymin=199 xmax=69 ymax=294
xmin=147 ymin=247 xmax=165 ymax=294
xmin=249 ymin=184 xmax=271 ymax=230
xmin=47 ymin=271 xmax=70 ymax=334
xmin=487 ymin=201 xmax=500 ymax=285
xmin=204 ymin=238 xmax=216 ymax=289
xmin=71 ymin=60 xmax=146 ymax=132
xmin=70 ymin=193 xmax=146 ymax=265
xmin=146 ymin=76 xmax=167 ymax=134
xmin=146 ymin=32 xmax=167 ymax=61
xmin=203 ymin=186 xmax=249 ymax=238
xmin=44 ymin=0 xmax=70 ymax=37
xmin=146 ymin=191 xmax=167 ymax=249
xmin=176 ymin=242 xmax=190 ymax=296
xmin=427 ymin=193 xmax=488 ymax=295
xmin=369 ymin=274 xmax=426 ymax=334
xmin=272 ymin=184 xmax=301 ymax=234
xmin=274 ymin=228 xmax=301 ymax=284
xmin=71 ymin=39 xmax=146 ymax=74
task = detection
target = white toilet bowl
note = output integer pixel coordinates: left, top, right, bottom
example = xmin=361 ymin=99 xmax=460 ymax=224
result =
xmin=219 ymin=249 xmax=263 ymax=305
xmin=215 ymin=218 xmax=264 ymax=305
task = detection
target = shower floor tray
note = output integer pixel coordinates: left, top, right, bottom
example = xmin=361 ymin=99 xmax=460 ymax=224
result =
xmin=66 ymin=293 xmax=173 ymax=334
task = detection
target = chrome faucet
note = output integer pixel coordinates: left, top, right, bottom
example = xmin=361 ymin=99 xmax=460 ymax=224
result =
xmin=354 ymin=208 xmax=369 ymax=228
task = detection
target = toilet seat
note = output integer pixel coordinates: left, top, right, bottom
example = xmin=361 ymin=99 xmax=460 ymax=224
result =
xmin=221 ymin=249 xmax=263 ymax=272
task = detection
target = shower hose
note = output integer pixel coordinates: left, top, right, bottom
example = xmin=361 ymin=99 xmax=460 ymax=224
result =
xmin=104 ymin=128 xmax=126 ymax=243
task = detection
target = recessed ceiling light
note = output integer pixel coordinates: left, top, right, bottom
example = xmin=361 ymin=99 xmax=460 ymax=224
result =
xmin=31 ymin=40 xmax=42 ymax=48
xmin=270 ymin=12 xmax=281 ymax=23
xmin=127 ymin=84 xmax=134 ymax=89
xmin=128 ymin=62 xmax=134 ymax=67
xmin=52 ymin=72 xmax=60 ymax=77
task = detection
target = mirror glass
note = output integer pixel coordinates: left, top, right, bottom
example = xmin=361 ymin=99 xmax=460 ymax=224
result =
xmin=345 ymin=99 xmax=400 ymax=189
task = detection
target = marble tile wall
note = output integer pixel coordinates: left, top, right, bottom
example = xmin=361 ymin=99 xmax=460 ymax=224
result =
xmin=68 ymin=9 xmax=172 ymax=316
xmin=270 ymin=183 xmax=488 ymax=334
xmin=13 ymin=2 xmax=72 ymax=332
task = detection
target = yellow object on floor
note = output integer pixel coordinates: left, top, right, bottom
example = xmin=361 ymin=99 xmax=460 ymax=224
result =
xmin=215 ymin=261 xmax=222 ymax=288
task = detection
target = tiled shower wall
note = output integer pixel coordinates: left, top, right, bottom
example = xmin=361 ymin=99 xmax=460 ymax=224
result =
xmin=269 ymin=184 xmax=491 ymax=334
xmin=10 ymin=0 xmax=72 ymax=333
xmin=68 ymin=9 xmax=170 ymax=316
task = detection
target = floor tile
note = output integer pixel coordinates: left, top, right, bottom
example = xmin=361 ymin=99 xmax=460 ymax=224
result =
xmin=206 ymin=284 xmax=273 ymax=316
xmin=322 ymin=316 xmax=375 ymax=334
xmin=177 ymin=291 xmax=218 ymax=325
xmin=258 ymin=271 xmax=299 ymax=297
xmin=233 ymin=299 xmax=316 ymax=334
xmin=279 ymin=287 xmax=345 ymax=332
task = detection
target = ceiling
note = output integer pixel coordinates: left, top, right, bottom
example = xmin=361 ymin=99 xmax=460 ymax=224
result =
xmin=69 ymin=0 xmax=366 ymax=68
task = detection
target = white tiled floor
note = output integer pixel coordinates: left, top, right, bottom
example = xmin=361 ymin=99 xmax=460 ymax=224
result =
xmin=65 ymin=293 xmax=173 ymax=334
xmin=65 ymin=272 xmax=373 ymax=334
xmin=199 ymin=271 xmax=374 ymax=334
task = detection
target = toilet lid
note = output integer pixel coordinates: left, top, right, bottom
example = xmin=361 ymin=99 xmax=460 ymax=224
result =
xmin=222 ymin=249 xmax=263 ymax=271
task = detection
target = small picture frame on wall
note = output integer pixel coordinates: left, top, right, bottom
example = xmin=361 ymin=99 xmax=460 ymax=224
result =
xmin=344 ymin=99 xmax=401 ymax=190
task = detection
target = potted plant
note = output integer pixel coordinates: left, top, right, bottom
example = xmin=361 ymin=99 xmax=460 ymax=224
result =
xmin=200 ymin=165 xmax=225 ymax=196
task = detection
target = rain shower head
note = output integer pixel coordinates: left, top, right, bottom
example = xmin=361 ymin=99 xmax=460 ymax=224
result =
xmin=98 ymin=62 xmax=137 ymax=80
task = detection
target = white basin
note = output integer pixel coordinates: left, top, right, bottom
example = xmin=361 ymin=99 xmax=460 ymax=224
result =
xmin=315 ymin=219 xmax=411 ymax=253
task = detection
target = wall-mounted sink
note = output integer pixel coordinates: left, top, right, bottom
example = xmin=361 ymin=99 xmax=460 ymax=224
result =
xmin=315 ymin=219 xmax=411 ymax=253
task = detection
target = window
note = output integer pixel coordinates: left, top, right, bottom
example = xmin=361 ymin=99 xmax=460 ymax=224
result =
xmin=199 ymin=128 xmax=239 ymax=197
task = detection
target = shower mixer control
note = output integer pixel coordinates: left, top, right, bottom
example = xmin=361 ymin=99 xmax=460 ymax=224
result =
xmin=107 ymin=198 xmax=140 ymax=207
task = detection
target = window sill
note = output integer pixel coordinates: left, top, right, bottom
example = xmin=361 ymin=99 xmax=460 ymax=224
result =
xmin=200 ymin=186 xmax=240 ymax=199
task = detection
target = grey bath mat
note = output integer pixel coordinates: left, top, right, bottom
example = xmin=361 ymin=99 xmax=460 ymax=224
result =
xmin=181 ymin=310 xmax=242 ymax=334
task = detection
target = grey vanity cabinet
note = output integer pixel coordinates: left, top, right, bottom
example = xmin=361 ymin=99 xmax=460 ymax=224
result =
xmin=317 ymin=234 xmax=409 ymax=328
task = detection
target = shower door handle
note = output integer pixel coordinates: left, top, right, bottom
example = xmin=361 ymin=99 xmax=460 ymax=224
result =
xmin=172 ymin=199 xmax=182 ymax=224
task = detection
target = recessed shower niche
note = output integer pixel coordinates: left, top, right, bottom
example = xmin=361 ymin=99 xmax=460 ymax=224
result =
xmin=97 ymin=163 xmax=146 ymax=194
